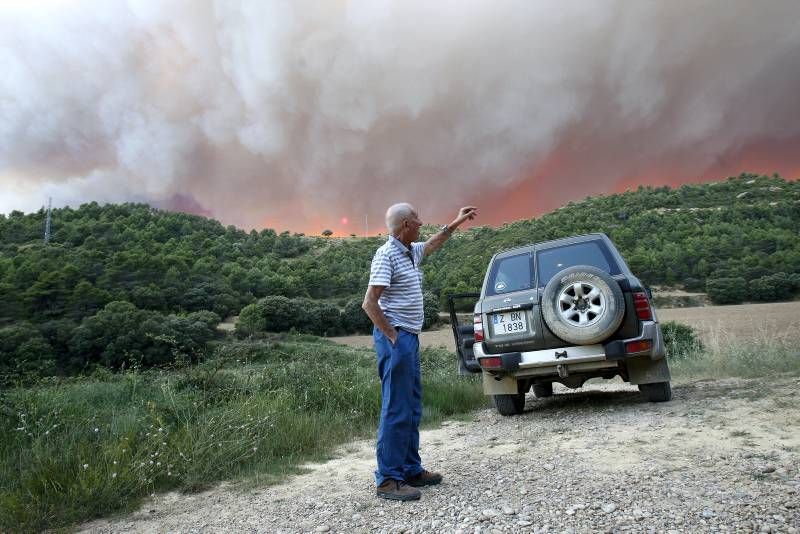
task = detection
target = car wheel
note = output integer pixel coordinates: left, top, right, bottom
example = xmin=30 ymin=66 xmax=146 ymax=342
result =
xmin=541 ymin=265 xmax=625 ymax=345
xmin=638 ymin=381 xmax=672 ymax=402
xmin=493 ymin=393 xmax=525 ymax=416
xmin=532 ymin=382 xmax=553 ymax=398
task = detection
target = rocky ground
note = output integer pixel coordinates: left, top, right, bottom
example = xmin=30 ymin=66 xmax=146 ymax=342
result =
xmin=80 ymin=375 xmax=800 ymax=533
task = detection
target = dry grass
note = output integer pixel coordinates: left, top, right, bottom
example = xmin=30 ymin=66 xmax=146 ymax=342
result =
xmin=658 ymin=301 xmax=800 ymax=345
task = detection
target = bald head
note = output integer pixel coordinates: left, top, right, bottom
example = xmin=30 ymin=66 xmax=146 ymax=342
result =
xmin=385 ymin=202 xmax=417 ymax=235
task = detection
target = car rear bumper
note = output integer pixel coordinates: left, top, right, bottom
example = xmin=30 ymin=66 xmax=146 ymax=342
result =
xmin=474 ymin=320 xmax=665 ymax=376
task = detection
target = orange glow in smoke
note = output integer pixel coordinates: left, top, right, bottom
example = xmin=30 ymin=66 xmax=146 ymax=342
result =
xmin=259 ymin=206 xmax=364 ymax=237
xmin=468 ymin=135 xmax=800 ymax=228
xmin=251 ymin=136 xmax=799 ymax=235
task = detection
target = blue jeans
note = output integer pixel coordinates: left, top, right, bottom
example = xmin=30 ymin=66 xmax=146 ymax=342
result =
xmin=373 ymin=327 xmax=423 ymax=485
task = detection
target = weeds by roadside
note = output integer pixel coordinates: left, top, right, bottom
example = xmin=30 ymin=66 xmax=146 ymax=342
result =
xmin=2 ymin=323 xmax=797 ymax=532
xmin=668 ymin=323 xmax=800 ymax=378
xmin=0 ymin=336 xmax=485 ymax=532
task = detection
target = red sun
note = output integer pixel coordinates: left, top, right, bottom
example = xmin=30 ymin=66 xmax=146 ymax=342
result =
xmin=341 ymin=217 xmax=349 ymax=225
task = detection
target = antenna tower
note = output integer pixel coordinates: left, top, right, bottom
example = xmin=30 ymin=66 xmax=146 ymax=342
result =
xmin=44 ymin=197 xmax=52 ymax=244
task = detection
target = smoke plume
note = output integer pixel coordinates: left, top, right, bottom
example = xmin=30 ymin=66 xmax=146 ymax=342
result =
xmin=2 ymin=0 xmax=799 ymax=233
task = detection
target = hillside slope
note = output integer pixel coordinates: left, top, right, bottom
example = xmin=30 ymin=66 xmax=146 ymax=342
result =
xmin=1 ymin=172 xmax=798 ymax=327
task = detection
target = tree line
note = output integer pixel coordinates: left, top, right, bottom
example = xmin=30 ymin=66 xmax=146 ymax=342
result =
xmin=1 ymin=172 xmax=798 ymax=379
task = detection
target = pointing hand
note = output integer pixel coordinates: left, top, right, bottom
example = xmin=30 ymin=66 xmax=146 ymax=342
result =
xmin=457 ymin=206 xmax=478 ymax=223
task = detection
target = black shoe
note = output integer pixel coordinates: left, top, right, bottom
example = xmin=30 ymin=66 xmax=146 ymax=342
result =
xmin=376 ymin=479 xmax=421 ymax=501
xmin=405 ymin=469 xmax=443 ymax=487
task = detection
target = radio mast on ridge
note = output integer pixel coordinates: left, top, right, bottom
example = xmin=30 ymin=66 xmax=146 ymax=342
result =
xmin=44 ymin=197 xmax=52 ymax=244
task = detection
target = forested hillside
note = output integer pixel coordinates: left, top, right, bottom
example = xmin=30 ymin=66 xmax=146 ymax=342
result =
xmin=1 ymin=172 xmax=798 ymax=377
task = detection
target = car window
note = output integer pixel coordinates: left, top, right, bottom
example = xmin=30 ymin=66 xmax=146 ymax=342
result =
xmin=536 ymin=241 xmax=620 ymax=286
xmin=487 ymin=252 xmax=532 ymax=296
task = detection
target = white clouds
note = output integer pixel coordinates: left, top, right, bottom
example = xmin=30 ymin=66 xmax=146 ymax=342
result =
xmin=0 ymin=0 xmax=799 ymax=230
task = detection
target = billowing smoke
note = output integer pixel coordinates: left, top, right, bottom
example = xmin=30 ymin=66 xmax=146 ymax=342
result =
xmin=2 ymin=0 xmax=799 ymax=233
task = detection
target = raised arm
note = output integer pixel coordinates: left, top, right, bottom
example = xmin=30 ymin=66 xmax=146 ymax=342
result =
xmin=423 ymin=206 xmax=478 ymax=257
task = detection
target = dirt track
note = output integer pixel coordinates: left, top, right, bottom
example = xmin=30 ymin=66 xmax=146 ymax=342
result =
xmin=81 ymin=376 xmax=800 ymax=533
xmin=80 ymin=303 xmax=800 ymax=532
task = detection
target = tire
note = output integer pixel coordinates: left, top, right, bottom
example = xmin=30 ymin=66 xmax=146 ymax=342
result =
xmin=532 ymin=382 xmax=553 ymax=398
xmin=493 ymin=393 xmax=526 ymax=416
xmin=541 ymin=265 xmax=625 ymax=345
xmin=638 ymin=381 xmax=672 ymax=402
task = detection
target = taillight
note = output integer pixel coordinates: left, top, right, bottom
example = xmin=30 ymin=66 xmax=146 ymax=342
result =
xmin=473 ymin=313 xmax=484 ymax=342
xmin=626 ymin=339 xmax=652 ymax=354
xmin=479 ymin=356 xmax=502 ymax=369
xmin=633 ymin=292 xmax=653 ymax=321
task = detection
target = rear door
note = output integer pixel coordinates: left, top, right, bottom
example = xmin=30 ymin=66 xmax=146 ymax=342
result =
xmin=447 ymin=293 xmax=481 ymax=374
xmin=481 ymin=250 xmax=544 ymax=354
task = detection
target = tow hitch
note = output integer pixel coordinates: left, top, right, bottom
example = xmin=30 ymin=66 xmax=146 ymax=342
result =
xmin=557 ymin=364 xmax=569 ymax=378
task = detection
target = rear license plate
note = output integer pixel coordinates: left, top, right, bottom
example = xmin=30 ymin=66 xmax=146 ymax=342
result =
xmin=492 ymin=310 xmax=528 ymax=335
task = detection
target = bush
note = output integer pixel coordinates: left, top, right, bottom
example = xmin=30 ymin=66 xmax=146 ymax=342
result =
xmin=706 ymin=277 xmax=747 ymax=304
xmin=235 ymin=303 xmax=264 ymax=337
xmin=236 ymin=296 xmax=343 ymax=337
xmin=341 ymin=298 xmax=373 ymax=334
xmin=682 ymin=277 xmax=704 ymax=292
xmin=291 ymin=298 xmax=342 ymax=337
xmin=311 ymin=301 xmax=343 ymax=336
xmin=67 ymin=301 xmax=218 ymax=371
xmin=0 ymin=322 xmax=56 ymax=382
xmin=258 ymin=296 xmax=300 ymax=332
xmin=661 ymin=321 xmax=703 ymax=361
xmin=39 ymin=319 xmax=79 ymax=370
xmin=748 ymin=272 xmax=798 ymax=302
xmin=422 ymin=291 xmax=440 ymax=330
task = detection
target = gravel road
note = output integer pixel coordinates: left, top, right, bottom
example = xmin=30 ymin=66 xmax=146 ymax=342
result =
xmin=81 ymin=375 xmax=800 ymax=533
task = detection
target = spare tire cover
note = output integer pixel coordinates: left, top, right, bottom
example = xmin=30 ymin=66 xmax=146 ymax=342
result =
xmin=541 ymin=265 xmax=625 ymax=345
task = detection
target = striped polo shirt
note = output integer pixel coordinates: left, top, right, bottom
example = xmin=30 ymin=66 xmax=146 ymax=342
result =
xmin=368 ymin=236 xmax=426 ymax=334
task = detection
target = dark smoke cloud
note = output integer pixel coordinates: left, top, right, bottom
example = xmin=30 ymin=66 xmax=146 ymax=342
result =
xmin=1 ymin=0 xmax=799 ymax=233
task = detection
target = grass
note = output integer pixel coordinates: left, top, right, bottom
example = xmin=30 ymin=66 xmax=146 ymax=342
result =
xmin=0 ymin=335 xmax=486 ymax=532
xmin=668 ymin=325 xmax=800 ymax=379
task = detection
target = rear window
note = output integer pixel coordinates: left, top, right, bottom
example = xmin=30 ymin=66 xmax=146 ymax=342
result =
xmin=536 ymin=240 xmax=620 ymax=286
xmin=486 ymin=252 xmax=532 ymax=296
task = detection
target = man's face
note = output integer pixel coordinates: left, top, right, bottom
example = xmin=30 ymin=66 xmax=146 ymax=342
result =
xmin=404 ymin=211 xmax=422 ymax=241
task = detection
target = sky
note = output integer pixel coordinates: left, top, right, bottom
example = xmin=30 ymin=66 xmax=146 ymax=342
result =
xmin=1 ymin=0 xmax=799 ymax=235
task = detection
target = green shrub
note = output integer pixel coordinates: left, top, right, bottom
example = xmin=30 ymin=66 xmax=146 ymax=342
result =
xmin=258 ymin=296 xmax=300 ymax=332
xmin=682 ymin=277 xmax=703 ymax=292
xmin=341 ymin=298 xmax=373 ymax=334
xmin=661 ymin=321 xmax=703 ymax=361
xmin=0 ymin=322 xmax=56 ymax=383
xmin=67 ymin=302 xmax=218 ymax=371
xmin=706 ymin=277 xmax=748 ymax=304
xmin=311 ymin=301 xmax=343 ymax=336
xmin=235 ymin=303 xmax=264 ymax=337
xmin=39 ymin=319 xmax=79 ymax=370
xmin=748 ymin=272 xmax=798 ymax=302
xmin=236 ymin=296 xmax=346 ymax=337
xmin=423 ymin=291 xmax=440 ymax=329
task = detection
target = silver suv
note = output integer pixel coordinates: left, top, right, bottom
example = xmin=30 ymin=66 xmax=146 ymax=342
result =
xmin=448 ymin=233 xmax=671 ymax=416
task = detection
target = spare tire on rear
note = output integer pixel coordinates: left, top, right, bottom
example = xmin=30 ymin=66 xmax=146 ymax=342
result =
xmin=541 ymin=265 xmax=625 ymax=345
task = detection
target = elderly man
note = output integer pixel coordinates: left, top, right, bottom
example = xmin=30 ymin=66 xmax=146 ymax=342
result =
xmin=362 ymin=203 xmax=477 ymax=501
